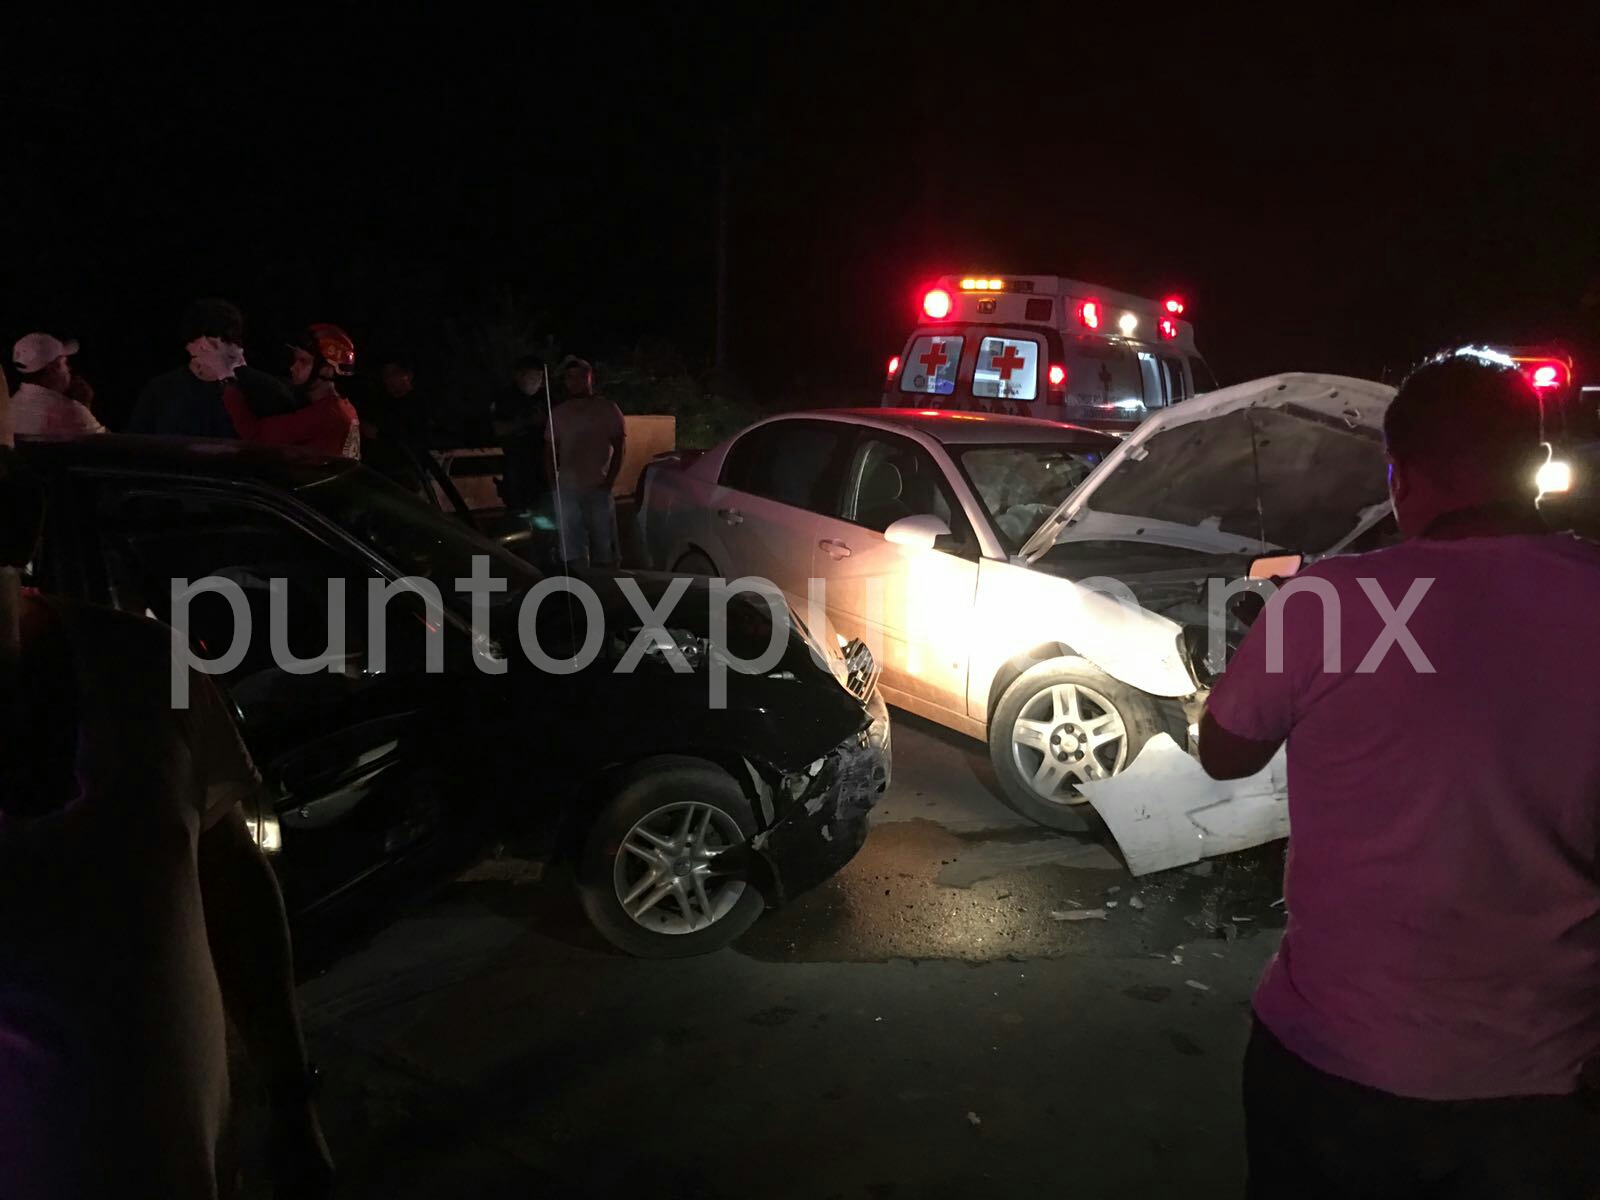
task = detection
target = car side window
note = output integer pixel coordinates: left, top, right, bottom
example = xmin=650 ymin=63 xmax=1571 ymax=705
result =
xmin=95 ymin=486 xmax=433 ymax=740
xmin=719 ymin=420 xmax=848 ymax=513
xmin=833 ymin=433 xmax=967 ymax=543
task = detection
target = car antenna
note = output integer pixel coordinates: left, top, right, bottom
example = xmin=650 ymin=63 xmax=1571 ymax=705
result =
xmin=544 ymin=361 xmax=566 ymax=565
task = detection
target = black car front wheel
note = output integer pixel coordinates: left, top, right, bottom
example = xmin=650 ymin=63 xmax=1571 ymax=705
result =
xmin=578 ymin=757 xmax=766 ymax=958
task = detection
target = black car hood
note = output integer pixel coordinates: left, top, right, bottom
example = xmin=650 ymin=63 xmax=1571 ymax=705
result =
xmin=502 ymin=569 xmax=872 ymax=771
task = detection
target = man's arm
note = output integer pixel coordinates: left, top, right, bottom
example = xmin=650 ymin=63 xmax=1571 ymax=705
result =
xmin=603 ymin=403 xmax=627 ymax=489
xmin=1198 ymin=710 xmax=1282 ymax=780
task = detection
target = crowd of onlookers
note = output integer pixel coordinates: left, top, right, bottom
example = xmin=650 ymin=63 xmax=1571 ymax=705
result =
xmin=7 ymin=297 xmax=629 ymax=569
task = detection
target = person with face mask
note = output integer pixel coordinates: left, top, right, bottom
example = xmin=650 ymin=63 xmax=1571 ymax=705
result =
xmin=223 ymin=323 xmax=362 ymax=459
xmin=127 ymin=298 xmax=299 ymax=439
xmin=8 ymin=332 xmax=104 ymax=437
xmin=0 ymin=397 xmax=334 ymax=1197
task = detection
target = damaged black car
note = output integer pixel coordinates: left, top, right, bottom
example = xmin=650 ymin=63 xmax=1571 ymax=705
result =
xmin=17 ymin=435 xmax=891 ymax=959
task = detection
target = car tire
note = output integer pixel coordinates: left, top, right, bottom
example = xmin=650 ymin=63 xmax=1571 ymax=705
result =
xmin=672 ymin=549 xmax=718 ymax=576
xmin=578 ymin=757 xmax=766 ymax=958
xmin=988 ymin=657 xmax=1179 ymax=833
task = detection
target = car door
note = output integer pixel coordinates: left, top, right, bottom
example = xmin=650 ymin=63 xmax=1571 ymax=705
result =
xmin=703 ymin=419 xmax=852 ymax=610
xmin=84 ymin=476 xmax=489 ymax=920
xmin=811 ymin=429 xmax=980 ymax=723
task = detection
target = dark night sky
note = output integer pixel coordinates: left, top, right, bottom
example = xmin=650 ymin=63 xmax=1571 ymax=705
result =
xmin=4 ymin=5 xmax=1597 ymax=414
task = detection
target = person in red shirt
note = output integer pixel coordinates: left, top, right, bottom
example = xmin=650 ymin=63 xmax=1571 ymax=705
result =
xmin=225 ymin=323 xmax=361 ymax=459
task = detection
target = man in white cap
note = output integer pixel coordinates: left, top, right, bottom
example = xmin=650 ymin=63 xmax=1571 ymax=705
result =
xmin=9 ymin=332 xmax=103 ymax=438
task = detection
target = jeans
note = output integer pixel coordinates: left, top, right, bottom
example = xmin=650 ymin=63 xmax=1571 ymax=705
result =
xmin=1243 ymin=1018 xmax=1600 ymax=1199
xmin=556 ymin=486 xmax=617 ymax=567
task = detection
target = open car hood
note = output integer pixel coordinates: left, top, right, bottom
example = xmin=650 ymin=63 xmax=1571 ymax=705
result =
xmin=1019 ymin=374 xmax=1396 ymax=562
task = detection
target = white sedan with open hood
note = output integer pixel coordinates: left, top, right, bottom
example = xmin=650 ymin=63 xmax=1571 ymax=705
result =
xmin=639 ymin=374 xmax=1393 ymax=860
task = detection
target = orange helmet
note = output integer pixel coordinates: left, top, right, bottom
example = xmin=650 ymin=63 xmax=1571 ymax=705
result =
xmin=306 ymin=323 xmax=356 ymax=376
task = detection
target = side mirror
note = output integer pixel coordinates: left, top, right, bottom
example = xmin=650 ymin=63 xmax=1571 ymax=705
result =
xmin=1248 ymin=553 xmax=1302 ymax=581
xmin=884 ymin=513 xmax=953 ymax=551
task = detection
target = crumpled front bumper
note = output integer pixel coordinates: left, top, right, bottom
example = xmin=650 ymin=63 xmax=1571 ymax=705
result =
xmin=746 ymin=703 xmax=891 ymax=906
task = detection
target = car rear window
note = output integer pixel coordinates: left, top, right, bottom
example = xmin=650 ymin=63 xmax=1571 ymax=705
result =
xmin=899 ymin=335 xmax=963 ymax=396
xmin=972 ymin=336 xmax=1042 ymax=402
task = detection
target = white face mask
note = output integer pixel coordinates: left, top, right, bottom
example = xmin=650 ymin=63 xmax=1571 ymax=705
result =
xmin=187 ymin=337 xmax=247 ymax=382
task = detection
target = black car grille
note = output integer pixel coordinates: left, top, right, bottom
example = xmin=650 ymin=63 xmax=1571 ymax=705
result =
xmin=842 ymin=637 xmax=880 ymax=701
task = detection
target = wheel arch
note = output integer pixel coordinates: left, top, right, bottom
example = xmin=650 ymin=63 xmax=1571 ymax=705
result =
xmin=986 ymin=642 xmax=1083 ymax=725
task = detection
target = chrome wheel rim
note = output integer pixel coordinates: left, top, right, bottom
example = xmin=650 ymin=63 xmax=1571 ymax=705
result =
xmin=1010 ymin=682 xmax=1128 ymax=805
xmin=613 ymin=801 xmax=748 ymax=935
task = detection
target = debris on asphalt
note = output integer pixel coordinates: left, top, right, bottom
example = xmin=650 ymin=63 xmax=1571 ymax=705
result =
xmin=1107 ymin=886 xmax=1121 ymax=895
xmin=1050 ymin=908 xmax=1108 ymax=922
xmin=1171 ymin=953 xmax=1184 ymax=965
xmin=1106 ymin=901 xmax=1119 ymax=909
xmin=1186 ymin=862 xmax=1215 ymax=878
xmin=1128 ymin=895 xmax=1146 ymax=910
xmin=1186 ymin=980 xmax=1211 ymax=992
xmin=1216 ymin=922 xmax=1238 ymax=942
xmin=966 ymin=1111 xmax=982 ymax=1127
xmin=1270 ymin=897 xmax=1286 ymax=908
xmin=1232 ymin=915 xmax=1254 ymax=922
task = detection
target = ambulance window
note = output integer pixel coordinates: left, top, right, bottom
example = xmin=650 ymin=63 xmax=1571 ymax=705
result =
xmin=1189 ymin=356 xmax=1218 ymax=394
xmin=899 ymin=335 xmax=964 ymax=396
xmin=1136 ymin=352 xmax=1165 ymax=409
xmin=1061 ymin=340 xmax=1146 ymax=418
xmin=972 ymin=337 xmax=1041 ymax=402
xmin=1161 ymin=358 xmax=1189 ymax=403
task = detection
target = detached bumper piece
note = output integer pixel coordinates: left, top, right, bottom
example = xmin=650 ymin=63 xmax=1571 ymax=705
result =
xmin=750 ymin=726 xmax=890 ymax=906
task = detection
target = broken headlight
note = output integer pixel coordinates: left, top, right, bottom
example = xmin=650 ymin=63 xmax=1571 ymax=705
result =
xmin=626 ymin=626 xmax=717 ymax=670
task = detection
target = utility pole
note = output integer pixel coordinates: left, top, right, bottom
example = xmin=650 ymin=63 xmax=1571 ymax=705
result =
xmin=715 ymin=124 xmax=730 ymax=376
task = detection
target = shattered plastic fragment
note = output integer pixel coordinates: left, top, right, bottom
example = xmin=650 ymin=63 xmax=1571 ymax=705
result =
xmin=1186 ymin=980 xmax=1211 ymax=992
xmin=966 ymin=1111 xmax=982 ymax=1127
xmin=1050 ymin=908 xmax=1108 ymax=922
xmin=1128 ymin=895 xmax=1146 ymax=910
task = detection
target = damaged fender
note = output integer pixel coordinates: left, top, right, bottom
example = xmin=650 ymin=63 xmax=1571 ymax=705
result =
xmin=1076 ymin=733 xmax=1288 ymax=874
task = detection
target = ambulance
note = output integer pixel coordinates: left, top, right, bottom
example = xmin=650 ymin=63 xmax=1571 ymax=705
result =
xmin=882 ymin=274 xmax=1218 ymax=432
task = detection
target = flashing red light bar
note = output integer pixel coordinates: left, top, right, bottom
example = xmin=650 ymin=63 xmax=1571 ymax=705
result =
xmin=1048 ymin=363 xmax=1066 ymax=387
xmin=1158 ymin=317 xmax=1179 ymax=341
xmin=1515 ymin=358 xmax=1569 ymax=390
xmin=1163 ymin=296 xmax=1186 ymax=315
xmin=922 ymin=288 xmax=953 ymax=320
xmin=887 ymin=355 xmax=901 ymax=378
xmin=1078 ymin=300 xmax=1101 ymax=330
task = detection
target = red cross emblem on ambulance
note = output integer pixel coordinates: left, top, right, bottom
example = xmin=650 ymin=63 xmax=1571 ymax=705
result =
xmin=990 ymin=344 xmax=1026 ymax=380
xmin=919 ymin=342 xmax=949 ymax=373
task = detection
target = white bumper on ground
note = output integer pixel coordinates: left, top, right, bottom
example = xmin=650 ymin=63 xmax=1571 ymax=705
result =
xmin=1075 ymin=733 xmax=1288 ymax=875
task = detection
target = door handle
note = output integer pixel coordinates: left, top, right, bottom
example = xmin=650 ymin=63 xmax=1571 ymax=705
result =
xmin=818 ymin=538 xmax=852 ymax=560
xmin=717 ymin=508 xmax=744 ymax=526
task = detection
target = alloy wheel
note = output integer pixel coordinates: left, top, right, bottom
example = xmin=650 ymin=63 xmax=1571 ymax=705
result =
xmin=612 ymin=801 xmax=749 ymax=934
xmin=1009 ymin=682 xmax=1128 ymax=804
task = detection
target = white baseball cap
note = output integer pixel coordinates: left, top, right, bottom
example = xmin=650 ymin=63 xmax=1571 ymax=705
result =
xmin=13 ymin=332 xmax=79 ymax=374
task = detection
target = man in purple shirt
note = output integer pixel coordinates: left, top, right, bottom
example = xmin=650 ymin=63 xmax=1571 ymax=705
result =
xmin=1201 ymin=353 xmax=1600 ymax=1198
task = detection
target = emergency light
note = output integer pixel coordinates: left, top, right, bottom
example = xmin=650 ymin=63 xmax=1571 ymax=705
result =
xmin=1117 ymin=312 xmax=1139 ymax=337
xmin=922 ymin=288 xmax=953 ymax=320
xmin=1518 ymin=359 xmax=1569 ymax=390
xmin=886 ymin=355 xmax=901 ymax=379
xmin=1048 ymin=364 xmax=1066 ymax=387
xmin=1158 ymin=318 xmax=1179 ymax=340
xmin=959 ymin=277 xmax=1005 ymax=291
xmin=1077 ymin=300 xmax=1101 ymax=330
xmin=1163 ymin=296 xmax=1186 ymax=315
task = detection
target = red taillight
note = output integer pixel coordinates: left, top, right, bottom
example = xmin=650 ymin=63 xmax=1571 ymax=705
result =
xmin=1048 ymin=363 xmax=1066 ymax=387
xmin=922 ymin=288 xmax=953 ymax=320
xmin=1158 ymin=317 xmax=1179 ymax=340
xmin=1163 ymin=295 xmax=1186 ymax=315
xmin=887 ymin=355 xmax=901 ymax=378
xmin=1078 ymin=300 xmax=1101 ymax=330
xmin=1529 ymin=363 xmax=1567 ymax=389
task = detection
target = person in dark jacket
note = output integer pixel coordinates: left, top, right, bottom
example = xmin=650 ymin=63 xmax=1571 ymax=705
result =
xmin=126 ymin=299 xmax=299 ymax=438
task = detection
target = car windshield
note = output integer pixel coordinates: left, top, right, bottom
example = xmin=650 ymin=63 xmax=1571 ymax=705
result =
xmin=296 ymin=466 xmax=542 ymax=611
xmin=953 ymin=442 xmax=1106 ymax=551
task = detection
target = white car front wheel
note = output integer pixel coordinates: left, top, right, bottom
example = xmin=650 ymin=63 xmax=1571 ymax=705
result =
xmin=988 ymin=658 xmax=1176 ymax=832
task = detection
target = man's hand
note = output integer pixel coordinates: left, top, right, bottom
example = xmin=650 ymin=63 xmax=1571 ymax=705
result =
xmin=66 ymin=376 xmax=96 ymax=412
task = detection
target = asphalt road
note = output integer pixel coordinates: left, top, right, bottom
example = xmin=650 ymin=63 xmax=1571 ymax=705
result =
xmin=263 ymin=713 xmax=1289 ymax=1199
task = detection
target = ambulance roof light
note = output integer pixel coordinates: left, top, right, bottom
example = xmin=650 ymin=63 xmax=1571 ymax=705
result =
xmin=1158 ymin=318 xmax=1179 ymax=341
xmin=1078 ymin=300 xmax=1101 ymax=330
xmin=1118 ymin=311 xmax=1139 ymax=337
xmin=1163 ymin=296 xmax=1186 ymax=315
xmin=922 ymin=288 xmax=953 ymax=320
